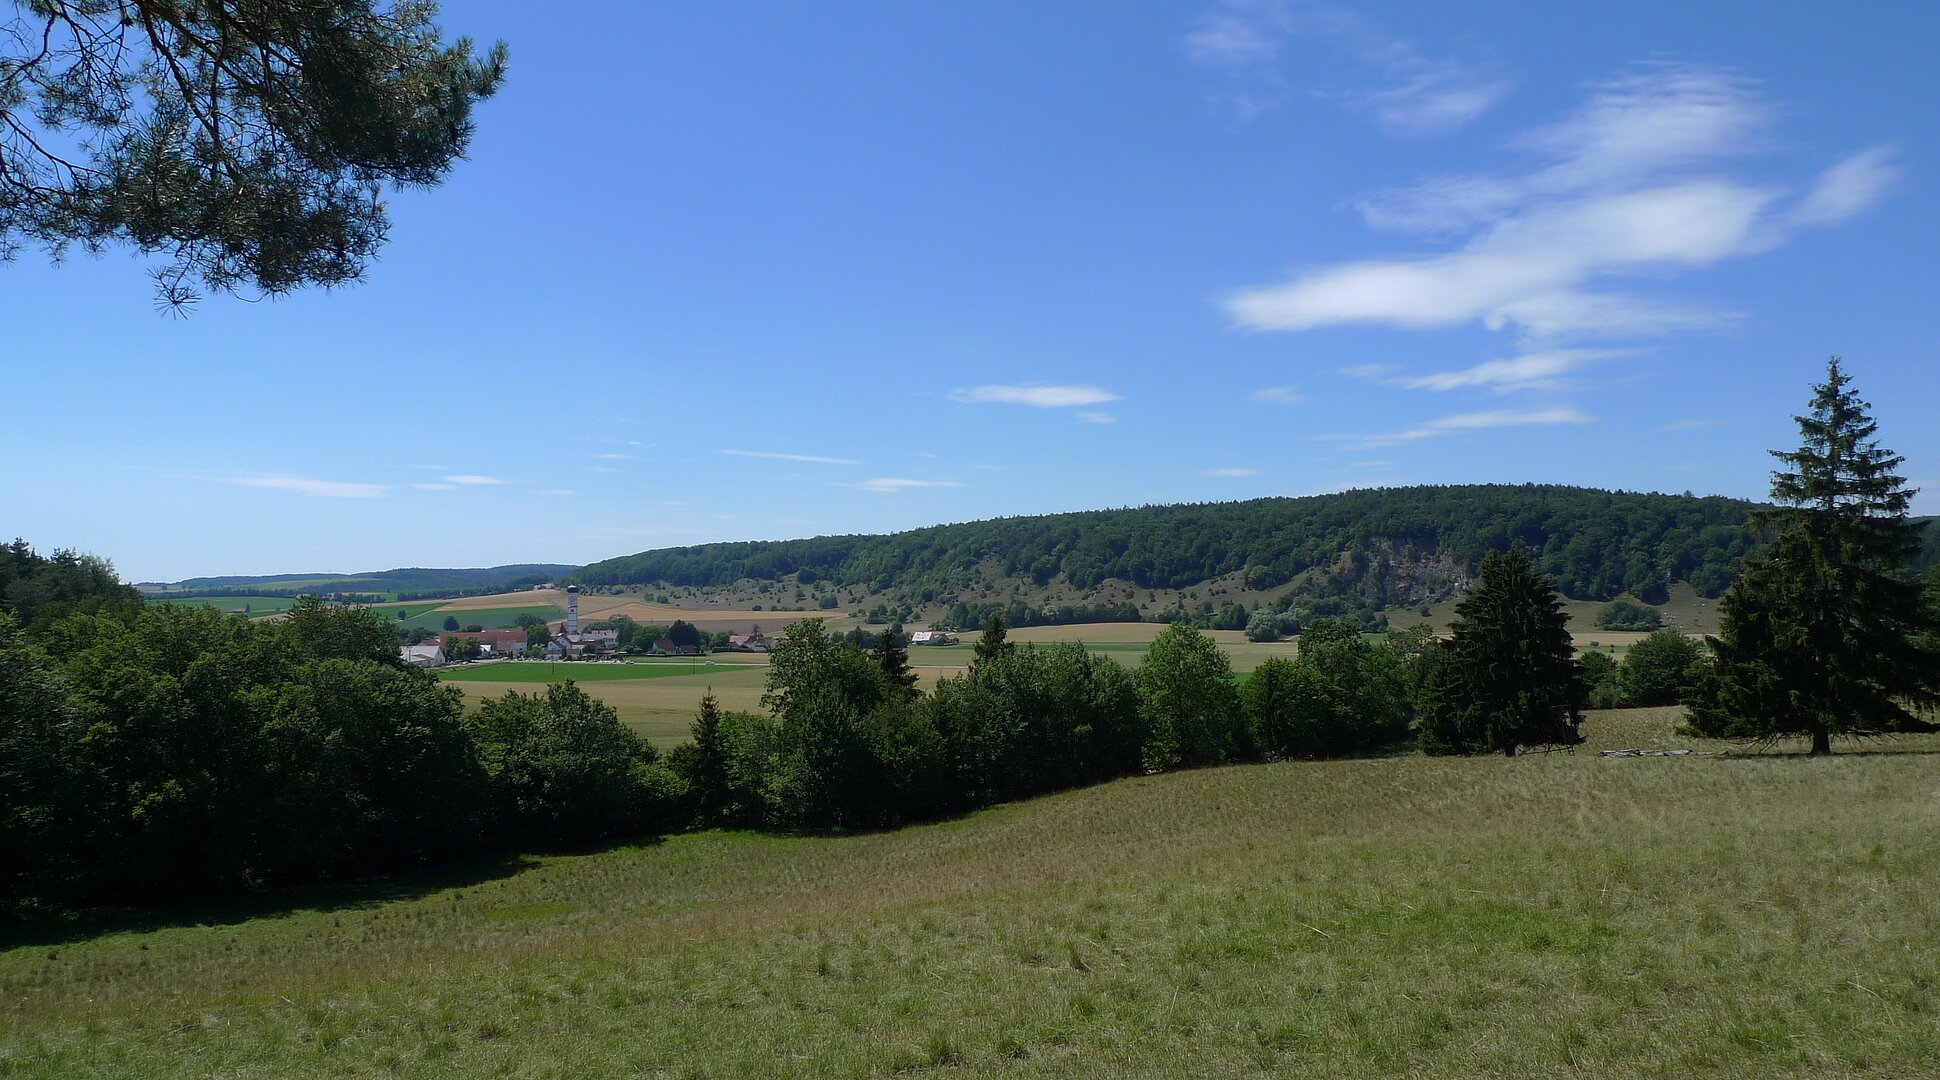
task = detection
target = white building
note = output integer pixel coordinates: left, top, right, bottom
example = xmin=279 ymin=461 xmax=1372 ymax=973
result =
xmin=400 ymin=644 xmax=447 ymax=668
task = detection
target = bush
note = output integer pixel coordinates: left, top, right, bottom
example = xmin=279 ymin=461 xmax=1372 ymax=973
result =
xmin=1595 ymin=599 xmax=1662 ymax=631
xmin=1620 ymin=629 xmax=1702 ymax=707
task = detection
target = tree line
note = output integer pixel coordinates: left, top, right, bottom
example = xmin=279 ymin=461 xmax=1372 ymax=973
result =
xmin=574 ymin=484 xmax=1772 ymax=603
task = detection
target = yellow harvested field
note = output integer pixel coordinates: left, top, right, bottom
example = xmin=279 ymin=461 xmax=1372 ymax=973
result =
xmin=571 ymin=593 xmax=840 ymax=630
xmin=421 ymin=589 xmax=562 ymax=612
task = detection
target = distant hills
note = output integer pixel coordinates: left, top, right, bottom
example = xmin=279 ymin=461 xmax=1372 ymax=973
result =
xmin=576 ymin=485 xmax=1774 ymax=611
xmin=140 ymin=564 xmax=578 ymax=601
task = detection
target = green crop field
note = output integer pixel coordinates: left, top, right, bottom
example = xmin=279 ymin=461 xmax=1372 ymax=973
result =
xmin=396 ymin=604 xmax=566 ymax=632
xmin=437 ymin=660 xmax=766 ymax=684
xmin=6 ymin=709 xmax=1939 ymax=1078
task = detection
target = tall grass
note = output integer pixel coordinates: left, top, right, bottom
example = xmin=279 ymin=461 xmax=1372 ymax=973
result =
xmin=5 ymin=710 xmax=1937 ymax=1077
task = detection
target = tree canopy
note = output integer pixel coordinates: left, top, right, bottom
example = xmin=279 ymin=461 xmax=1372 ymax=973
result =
xmin=1 ymin=0 xmax=504 ymax=308
xmin=1689 ymin=359 xmax=1940 ymax=752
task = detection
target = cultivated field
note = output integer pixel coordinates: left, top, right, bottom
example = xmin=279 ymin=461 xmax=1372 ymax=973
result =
xmin=7 ymin=709 xmax=1939 ymax=1077
xmin=146 ymin=594 xmax=304 ymax=617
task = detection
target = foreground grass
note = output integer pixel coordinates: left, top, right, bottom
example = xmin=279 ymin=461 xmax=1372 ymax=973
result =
xmin=5 ymin=712 xmax=1939 ymax=1078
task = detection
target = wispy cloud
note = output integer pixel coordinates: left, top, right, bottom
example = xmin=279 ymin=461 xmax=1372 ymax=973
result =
xmin=217 ymin=473 xmax=390 ymax=499
xmin=595 ymin=452 xmax=632 ymax=461
xmin=1354 ymin=348 xmax=1637 ymax=393
xmin=1655 ymin=418 xmax=1725 ymax=433
xmin=1205 ymin=467 xmax=1260 ymax=477
xmin=950 ymin=384 xmax=1122 ymax=408
xmin=1186 ymin=2 xmax=1509 ymax=133
xmin=1075 ymin=411 xmax=1117 ymax=424
xmin=444 ymin=474 xmax=508 ymax=486
xmin=720 ymin=449 xmax=863 ymax=465
xmin=854 ymin=478 xmax=968 ymax=494
xmin=1227 ymin=67 xmax=1898 ymax=341
xmin=413 ymin=482 xmax=457 ymax=492
xmin=1342 ymin=406 xmax=1592 ymax=448
xmin=1252 ymin=386 xmax=1305 ymax=404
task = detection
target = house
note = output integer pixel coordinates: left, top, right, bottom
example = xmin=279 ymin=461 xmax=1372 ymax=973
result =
xmin=544 ymin=628 xmax=621 ymax=659
xmin=400 ymin=644 xmax=446 ymax=668
xmin=727 ymin=632 xmax=770 ymax=652
xmin=439 ymin=628 xmax=527 ymax=658
xmin=910 ymin=631 xmax=956 ymax=646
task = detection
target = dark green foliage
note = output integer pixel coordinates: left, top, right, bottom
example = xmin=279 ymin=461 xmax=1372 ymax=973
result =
xmin=673 ymin=692 xmax=731 ymax=826
xmin=972 ymin=614 xmax=1013 ymax=667
xmin=1418 ymin=549 xmax=1584 ymax=756
xmin=38 ymin=600 xmax=485 ymax=904
xmin=1579 ymin=650 xmax=1625 ymax=709
xmin=1289 ymin=619 xmax=1415 ymax=756
xmin=1242 ymin=657 xmax=1321 ymax=759
xmin=1138 ymin=624 xmax=1246 ymax=769
xmin=157 ymin=565 xmax=576 ymax=601
xmin=0 ymin=539 xmax=142 ymax=626
xmin=574 ymin=485 xmax=1764 ymax=604
xmin=1595 ymin=599 xmax=1663 ymax=631
xmin=872 ymin=622 xmax=919 ymax=695
xmin=1620 ymin=630 xmax=1701 ymax=707
xmin=0 ymin=615 xmax=86 ymax=915
xmin=2 ymin=0 xmax=505 ymax=306
xmin=668 ymin=620 xmax=704 ymax=651
xmin=469 ymin=683 xmax=678 ymax=848
xmin=1689 ymin=360 xmax=1940 ymax=753
xmin=442 ymin=615 xmax=461 ymax=632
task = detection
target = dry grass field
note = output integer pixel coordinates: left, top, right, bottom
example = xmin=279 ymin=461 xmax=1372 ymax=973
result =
xmin=7 ymin=708 xmax=1940 ymax=1077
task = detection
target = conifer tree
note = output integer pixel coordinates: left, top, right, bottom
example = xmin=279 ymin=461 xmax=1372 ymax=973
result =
xmin=686 ymin=692 xmax=729 ymax=825
xmin=1418 ymin=548 xmax=1583 ymax=756
xmin=1689 ymin=359 xmax=1940 ymax=753
xmin=972 ymin=614 xmax=1013 ymax=668
xmin=872 ymin=622 xmax=919 ymax=696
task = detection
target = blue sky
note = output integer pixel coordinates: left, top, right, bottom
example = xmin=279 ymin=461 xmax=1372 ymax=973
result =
xmin=5 ymin=1 xmax=1936 ymax=582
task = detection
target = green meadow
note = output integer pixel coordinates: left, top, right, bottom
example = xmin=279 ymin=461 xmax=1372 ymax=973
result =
xmin=6 ymin=708 xmax=1939 ymax=1078
xmin=395 ymin=604 xmax=566 ymax=632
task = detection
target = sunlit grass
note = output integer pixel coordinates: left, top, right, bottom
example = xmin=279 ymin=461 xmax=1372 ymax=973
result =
xmin=5 ymin=709 xmax=1938 ymax=1077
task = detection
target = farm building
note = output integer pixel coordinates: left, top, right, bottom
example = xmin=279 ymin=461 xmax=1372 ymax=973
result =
xmin=910 ymin=631 xmax=956 ymax=646
xmin=544 ymin=628 xmax=620 ymax=659
xmin=726 ymin=631 xmax=769 ymax=652
xmin=400 ymin=644 xmax=447 ymax=668
xmin=438 ymin=628 xmax=527 ymax=658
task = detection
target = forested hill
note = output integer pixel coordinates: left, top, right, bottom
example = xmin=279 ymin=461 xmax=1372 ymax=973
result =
xmin=142 ymin=564 xmax=578 ymax=600
xmin=576 ymin=485 xmax=1778 ymax=604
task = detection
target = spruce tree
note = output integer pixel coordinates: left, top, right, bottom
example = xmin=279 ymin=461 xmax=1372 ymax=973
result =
xmin=1690 ymin=359 xmax=1940 ymax=753
xmin=972 ymin=614 xmax=1013 ymax=668
xmin=687 ymin=692 xmax=729 ymax=825
xmin=1418 ymin=548 xmax=1583 ymax=756
xmin=872 ymin=622 xmax=919 ymax=696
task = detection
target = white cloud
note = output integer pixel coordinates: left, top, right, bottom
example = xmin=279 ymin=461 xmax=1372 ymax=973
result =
xmin=1075 ymin=411 xmax=1117 ymax=424
xmin=1184 ymin=12 xmax=1282 ymax=66
xmin=596 ymin=452 xmax=632 ymax=461
xmin=854 ymin=478 xmax=968 ymax=494
xmin=1345 ymin=405 xmax=1592 ymax=447
xmin=444 ymin=475 xmax=508 ymax=486
xmin=719 ymin=449 xmax=863 ymax=466
xmin=412 ymin=482 xmax=457 ymax=492
xmin=218 ymin=474 xmax=389 ymax=498
xmin=950 ymin=384 xmax=1122 ymax=408
xmin=1205 ymin=467 xmax=1259 ymax=477
xmin=1186 ymin=2 xmax=1508 ymax=133
xmin=1252 ymin=386 xmax=1305 ymax=404
xmin=1361 ymin=348 xmax=1637 ymax=393
xmin=1787 ymin=146 xmax=1901 ymax=227
xmin=1228 ymin=67 xmax=1896 ymax=341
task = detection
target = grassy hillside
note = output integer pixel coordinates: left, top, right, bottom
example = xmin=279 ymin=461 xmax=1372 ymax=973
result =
xmin=7 ymin=710 xmax=1939 ymax=1078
